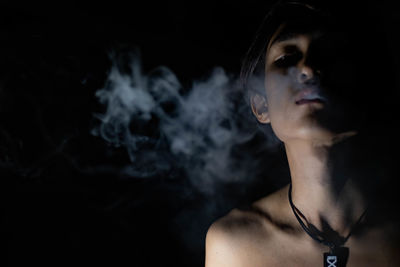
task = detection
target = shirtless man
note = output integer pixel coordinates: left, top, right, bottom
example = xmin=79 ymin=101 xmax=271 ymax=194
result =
xmin=205 ymin=1 xmax=400 ymax=266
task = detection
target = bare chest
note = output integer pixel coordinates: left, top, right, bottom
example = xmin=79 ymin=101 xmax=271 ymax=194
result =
xmin=242 ymin=231 xmax=400 ymax=267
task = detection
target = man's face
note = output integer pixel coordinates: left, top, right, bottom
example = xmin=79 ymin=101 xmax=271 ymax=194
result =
xmin=263 ymin=22 xmax=359 ymax=145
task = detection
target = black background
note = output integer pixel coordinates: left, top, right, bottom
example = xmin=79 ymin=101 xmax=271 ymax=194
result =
xmin=2 ymin=1 xmax=400 ymax=267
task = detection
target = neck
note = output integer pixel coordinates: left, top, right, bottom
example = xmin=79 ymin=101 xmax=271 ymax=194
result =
xmin=285 ymin=138 xmax=367 ymax=237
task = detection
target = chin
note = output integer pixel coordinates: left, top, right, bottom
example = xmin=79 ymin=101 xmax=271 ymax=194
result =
xmin=270 ymin=110 xmax=357 ymax=146
xmin=275 ymin=121 xmax=341 ymax=146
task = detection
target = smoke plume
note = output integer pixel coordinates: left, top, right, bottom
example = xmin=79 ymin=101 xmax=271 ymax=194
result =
xmin=91 ymin=52 xmax=278 ymax=194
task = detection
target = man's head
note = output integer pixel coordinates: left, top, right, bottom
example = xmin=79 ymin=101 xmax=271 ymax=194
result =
xmin=241 ymin=0 xmax=397 ymax=145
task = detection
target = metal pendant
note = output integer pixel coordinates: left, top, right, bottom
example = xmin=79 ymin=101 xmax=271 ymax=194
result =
xmin=323 ymin=247 xmax=349 ymax=267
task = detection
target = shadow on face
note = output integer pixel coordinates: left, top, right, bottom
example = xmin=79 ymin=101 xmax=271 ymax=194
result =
xmin=260 ymin=7 xmax=397 ymax=144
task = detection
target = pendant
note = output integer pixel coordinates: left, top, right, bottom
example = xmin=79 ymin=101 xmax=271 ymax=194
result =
xmin=323 ymin=247 xmax=349 ymax=267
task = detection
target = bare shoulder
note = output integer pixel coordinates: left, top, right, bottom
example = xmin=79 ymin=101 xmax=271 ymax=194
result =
xmin=205 ymin=207 xmax=269 ymax=267
xmin=206 ymin=206 xmax=269 ymax=242
xmin=205 ymin=185 xmax=292 ymax=267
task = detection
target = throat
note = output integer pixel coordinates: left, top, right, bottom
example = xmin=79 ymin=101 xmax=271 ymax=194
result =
xmin=284 ymin=140 xmax=367 ymax=235
xmin=288 ymin=183 xmax=367 ymax=249
xmin=290 ymin=180 xmax=367 ymax=236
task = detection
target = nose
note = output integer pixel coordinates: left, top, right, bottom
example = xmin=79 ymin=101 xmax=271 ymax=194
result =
xmin=296 ymin=48 xmax=322 ymax=84
xmin=298 ymin=63 xmax=316 ymax=84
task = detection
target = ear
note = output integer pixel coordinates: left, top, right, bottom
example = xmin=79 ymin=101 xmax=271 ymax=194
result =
xmin=250 ymin=93 xmax=270 ymax=124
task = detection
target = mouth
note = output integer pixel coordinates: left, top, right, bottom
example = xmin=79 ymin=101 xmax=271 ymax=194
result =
xmin=295 ymin=88 xmax=327 ymax=105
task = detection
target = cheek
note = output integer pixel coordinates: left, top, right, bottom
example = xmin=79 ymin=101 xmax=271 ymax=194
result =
xmin=265 ymin=73 xmax=292 ymax=115
xmin=265 ymin=72 xmax=297 ymax=141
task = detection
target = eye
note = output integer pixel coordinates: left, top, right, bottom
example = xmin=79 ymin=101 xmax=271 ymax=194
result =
xmin=274 ymin=51 xmax=302 ymax=68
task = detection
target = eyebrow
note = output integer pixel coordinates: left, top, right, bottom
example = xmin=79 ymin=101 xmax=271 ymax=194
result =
xmin=270 ymin=31 xmax=300 ymax=47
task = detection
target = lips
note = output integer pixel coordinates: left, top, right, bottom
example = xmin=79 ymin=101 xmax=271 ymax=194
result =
xmin=295 ymin=88 xmax=327 ymax=105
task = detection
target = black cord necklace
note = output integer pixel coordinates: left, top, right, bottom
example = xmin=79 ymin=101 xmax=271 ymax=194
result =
xmin=288 ymin=183 xmax=367 ymax=267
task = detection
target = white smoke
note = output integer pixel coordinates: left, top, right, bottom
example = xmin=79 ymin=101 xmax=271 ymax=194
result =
xmin=92 ymin=53 xmax=271 ymax=194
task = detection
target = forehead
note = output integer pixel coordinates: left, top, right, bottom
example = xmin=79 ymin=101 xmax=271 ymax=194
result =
xmin=268 ymin=22 xmax=325 ymax=49
xmin=266 ymin=18 xmax=350 ymax=58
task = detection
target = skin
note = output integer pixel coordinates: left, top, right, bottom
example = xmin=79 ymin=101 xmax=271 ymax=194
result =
xmin=205 ymin=22 xmax=400 ymax=266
